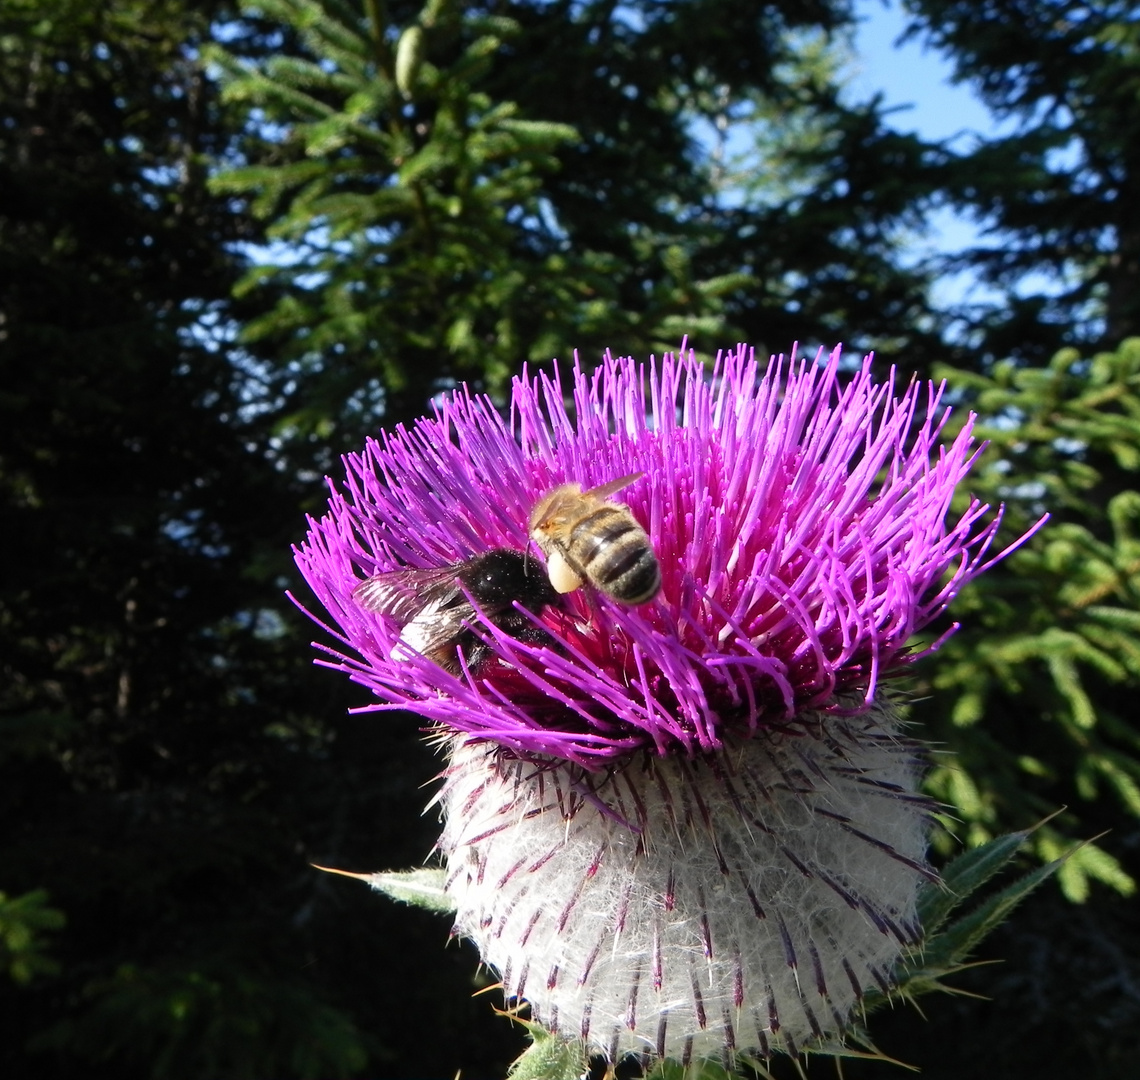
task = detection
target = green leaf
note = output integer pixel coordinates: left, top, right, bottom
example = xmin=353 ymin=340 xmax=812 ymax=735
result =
xmin=920 ymin=843 xmax=1081 ymax=973
xmin=0 ymin=889 xmax=66 ymax=985
xmin=506 ymin=1024 xmax=588 ymax=1080
xmin=917 ymin=825 xmax=1038 ymax=935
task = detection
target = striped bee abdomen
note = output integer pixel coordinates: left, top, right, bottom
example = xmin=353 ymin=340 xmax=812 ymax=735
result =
xmin=568 ymin=508 xmax=661 ymax=604
xmin=529 ymin=474 xmax=661 ymax=606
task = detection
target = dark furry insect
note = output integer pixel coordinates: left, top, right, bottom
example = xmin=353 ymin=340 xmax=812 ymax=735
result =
xmin=353 ymin=548 xmax=559 ymax=675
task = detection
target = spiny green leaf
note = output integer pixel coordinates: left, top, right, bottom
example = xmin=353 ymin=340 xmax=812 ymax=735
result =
xmin=397 ymin=143 xmax=451 ymax=185
xmin=264 ymin=54 xmax=340 ymax=91
xmin=924 ymin=844 xmax=1079 ymax=966
xmin=917 ymin=825 xmax=1038 ymax=934
xmin=505 ymin=1026 xmax=588 ymax=1080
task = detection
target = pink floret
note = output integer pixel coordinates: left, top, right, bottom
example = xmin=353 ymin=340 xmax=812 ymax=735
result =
xmin=292 ymin=343 xmax=1041 ymax=767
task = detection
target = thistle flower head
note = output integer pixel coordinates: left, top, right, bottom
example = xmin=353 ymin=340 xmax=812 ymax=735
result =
xmin=295 ymin=344 xmax=1038 ymax=1064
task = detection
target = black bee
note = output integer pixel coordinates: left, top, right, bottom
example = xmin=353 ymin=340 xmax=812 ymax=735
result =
xmin=353 ymin=548 xmax=559 ymax=675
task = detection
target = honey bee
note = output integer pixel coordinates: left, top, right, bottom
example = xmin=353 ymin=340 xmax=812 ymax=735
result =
xmin=528 ymin=472 xmax=661 ymax=605
xmin=353 ymin=548 xmax=559 ymax=675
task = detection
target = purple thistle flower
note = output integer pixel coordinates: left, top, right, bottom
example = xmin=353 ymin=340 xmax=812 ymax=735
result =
xmin=295 ymin=344 xmax=1040 ymax=1064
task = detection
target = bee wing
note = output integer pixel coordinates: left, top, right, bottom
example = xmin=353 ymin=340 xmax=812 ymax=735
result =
xmin=395 ymin=595 xmax=476 ymax=661
xmin=352 ymin=565 xmax=463 ymax=622
xmin=581 ymin=471 xmax=645 ymax=501
xmin=354 ymin=566 xmax=477 ymax=667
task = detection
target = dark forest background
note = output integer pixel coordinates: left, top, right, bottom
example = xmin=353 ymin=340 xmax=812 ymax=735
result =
xmin=3 ymin=1 xmax=1139 ymax=1077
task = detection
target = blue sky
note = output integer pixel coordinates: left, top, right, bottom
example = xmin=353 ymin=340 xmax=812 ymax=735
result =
xmin=849 ymin=0 xmax=1003 ymax=146
xmin=848 ymin=0 xmax=1020 ymax=309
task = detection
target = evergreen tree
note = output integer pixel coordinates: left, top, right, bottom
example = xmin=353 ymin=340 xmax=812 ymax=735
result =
xmin=684 ymin=24 xmax=952 ymax=368
xmin=206 ymin=0 xmax=920 ymax=451
xmin=921 ymin=342 xmax=1140 ymax=894
xmin=202 ymin=1 xmax=1140 ymax=1075
xmin=843 ymin=338 xmax=1140 ymax=1080
xmin=6 ymin=0 xmax=1140 ymax=1076
xmin=901 ymin=0 xmax=1140 ymax=361
xmin=0 ymin=3 xmax=409 ymax=1076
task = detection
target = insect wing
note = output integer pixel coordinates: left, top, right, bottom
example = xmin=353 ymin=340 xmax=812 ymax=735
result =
xmin=353 ymin=550 xmax=555 ymax=672
xmin=353 ymin=565 xmax=476 ymax=667
xmin=580 ymin=471 xmax=645 ymax=502
xmin=395 ymin=595 xmax=475 ymax=663
xmin=352 ymin=565 xmax=462 ymax=622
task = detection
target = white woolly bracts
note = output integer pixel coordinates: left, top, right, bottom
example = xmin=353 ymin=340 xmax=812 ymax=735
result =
xmin=436 ymin=701 xmax=935 ymax=1063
